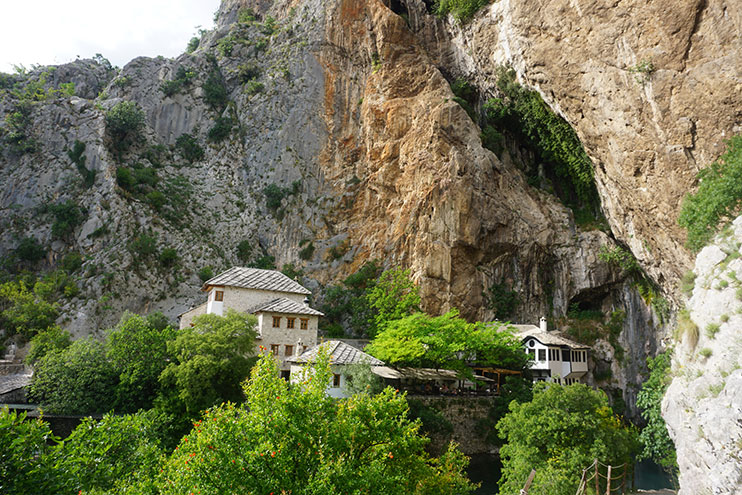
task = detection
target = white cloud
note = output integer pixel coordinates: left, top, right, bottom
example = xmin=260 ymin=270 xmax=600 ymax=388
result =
xmin=0 ymin=0 xmax=221 ymax=72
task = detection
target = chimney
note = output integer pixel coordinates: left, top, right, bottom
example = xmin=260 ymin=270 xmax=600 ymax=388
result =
xmin=540 ymin=316 xmax=548 ymax=332
xmin=295 ymin=340 xmax=303 ymax=357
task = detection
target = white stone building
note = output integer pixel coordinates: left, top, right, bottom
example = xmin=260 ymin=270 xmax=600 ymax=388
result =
xmin=287 ymin=340 xmax=383 ymax=398
xmin=179 ymin=267 xmax=323 ymax=374
xmin=511 ymin=318 xmax=589 ymax=385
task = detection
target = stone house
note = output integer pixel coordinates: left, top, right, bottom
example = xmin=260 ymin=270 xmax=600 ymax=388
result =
xmin=179 ymin=267 xmax=323 ymax=373
xmin=511 ymin=317 xmax=589 ymax=385
xmin=286 ymin=340 xmax=383 ymax=398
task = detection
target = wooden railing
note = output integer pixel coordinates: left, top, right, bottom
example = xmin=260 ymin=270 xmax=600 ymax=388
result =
xmin=519 ymin=459 xmax=631 ymax=495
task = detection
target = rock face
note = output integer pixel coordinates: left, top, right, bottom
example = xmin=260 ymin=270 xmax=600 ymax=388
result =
xmin=404 ymin=0 xmax=742 ymax=298
xmin=663 ymin=216 xmax=742 ymax=495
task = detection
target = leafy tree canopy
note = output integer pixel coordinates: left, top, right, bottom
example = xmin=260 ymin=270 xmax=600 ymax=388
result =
xmin=497 ymin=383 xmax=639 ymax=495
xmin=24 ymin=325 xmax=71 ymax=365
xmin=158 ymin=310 xmax=258 ymax=419
xmin=0 ymin=279 xmax=59 ymax=338
xmin=366 ymin=310 xmax=529 ymax=376
xmin=155 ymin=351 xmax=477 ymax=495
xmin=366 ymin=268 xmax=421 ymax=336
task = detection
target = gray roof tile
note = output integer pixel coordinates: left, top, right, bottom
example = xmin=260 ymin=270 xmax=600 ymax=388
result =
xmin=204 ymin=267 xmax=311 ymax=295
xmin=512 ymin=326 xmax=589 ymax=349
xmin=287 ymin=340 xmax=384 ymax=366
xmin=248 ymin=297 xmax=324 ymax=316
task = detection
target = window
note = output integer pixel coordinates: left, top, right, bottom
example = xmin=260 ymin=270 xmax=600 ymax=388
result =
xmin=562 ymin=349 xmax=571 ymax=362
xmin=280 ymin=370 xmax=290 ymax=381
xmin=272 ymin=316 xmax=281 ymax=328
xmin=538 ymin=349 xmax=546 ymax=361
xmin=332 ymin=374 xmax=341 ymax=388
xmin=270 ymin=344 xmax=279 ymax=355
xmin=286 ymin=317 xmax=296 ymax=329
xmin=300 ymin=318 xmax=308 ymax=330
xmin=285 ymin=345 xmax=294 ymax=356
xmin=214 ymin=290 xmax=224 ymax=301
xmin=302 ymin=345 xmax=308 ymax=352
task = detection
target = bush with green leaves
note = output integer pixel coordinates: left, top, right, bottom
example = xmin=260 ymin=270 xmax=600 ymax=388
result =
xmin=14 ymin=236 xmax=45 ymax=263
xmin=637 ymin=351 xmax=677 ymax=477
xmin=207 ymin=115 xmax=234 ymax=142
xmin=158 ymin=247 xmax=178 ymax=267
xmin=679 ymin=135 xmax=742 ymax=251
xmin=484 ymin=281 xmax=519 ymax=320
xmin=60 ymin=251 xmax=83 ymax=273
xmin=198 ymin=265 xmax=214 ymax=282
xmin=155 ymin=350 xmax=476 ymax=495
xmin=47 ymin=200 xmax=85 ymax=239
xmin=497 ymin=383 xmax=640 ymax=495
xmin=366 ymin=268 xmax=421 ymax=336
xmin=434 ymin=0 xmax=490 ymax=23
xmin=129 ymin=233 xmax=158 ymax=259
xmin=248 ymin=253 xmax=276 ymax=269
xmin=298 ymin=241 xmax=315 ymax=260
xmin=105 ymin=100 xmax=145 ymax=154
xmin=202 ymin=59 xmax=229 ymax=112
xmin=3 ymin=100 xmax=38 ymax=154
xmin=186 ymin=36 xmax=200 ymax=53
xmin=174 ymin=132 xmax=204 ymax=162
xmin=236 ymin=239 xmax=253 ymax=262
xmin=160 ymin=65 xmax=196 ymax=96
xmin=320 ymin=261 xmax=381 ymax=336
xmin=238 ymin=63 xmax=261 ymax=83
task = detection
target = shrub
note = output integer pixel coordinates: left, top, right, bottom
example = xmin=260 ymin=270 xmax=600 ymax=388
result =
xmin=236 ymin=240 xmax=253 ymax=262
xmin=706 ymin=322 xmax=720 ymax=339
xmin=61 ymin=252 xmax=83 ymax=273
xmin=637 ymin=351 xmax=677 ymax=475
xmin=160 ymin=65 xmax=196 ymax=97
xmin=238 ymin=63 xmax=261 ymax=83
xmin=67 ymin=140 xmax=95 ymax=187
xmin=186 ymin=36 xmax=200 ymax=53
xmin=105 ymin=101 xmax=145 ymax=154
xmin=158 ymin=248 xmax=178 ymax=267
xmin=25 ymin=325 xmax=72 ymax=365
xmin=485 ymin=281 xmax=519 ymax=320
xmin=680 ymin=270 xmax=696 ymax=297
xmin=217 ymin=36 xmax=235 ymax=57
xmin=175 ymin=133 xmax=204 ymax=162
xmin=202 ymin=61 xmax=229 ymax=112
xmin=261 ymin=15 xmax=277 ymax=35
xmin=263 ymin=183 xmax=287 ymax=210
xmin=146 ymin=190 xmax=166 ymax=211
xmin=129 ymin=234 xmax=157 ymax=258
xmin=238 ymin=7 xmax=257 ymax=23
xmin=207 ymin=116 xmax=234 ymax=142
xmin=116 ymin=166 xmax=136 ymax=190
xmin=598 ymin=245 xmax=640 ymax=273
xmin=298 ymin=241 xmax=315 ymax=260
xmin=198 ymin=266 xmax=214 ymax=282
xmin=481 ymin=125 xmax=504 ymax=155
xmin=15 ymin=237 xmax=45 ymax=263
xmin=48 ymin=200 xmax=85 ymax=239
xmin=679 ymin=135 xmax=742 ymax=251
xmin=249 ymin=254 xmax=276 ymax=269
xmin=244 ymin=79 xmax=264 ymax=95
xmin=434 ymin=0 xmax=491 ymax=23
xmin=699 ymin=347 xmax=713 ymax=359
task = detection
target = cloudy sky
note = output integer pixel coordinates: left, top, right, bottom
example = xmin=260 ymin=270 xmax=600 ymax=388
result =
xmin=0 ymin=0 xmax=222 ymax=73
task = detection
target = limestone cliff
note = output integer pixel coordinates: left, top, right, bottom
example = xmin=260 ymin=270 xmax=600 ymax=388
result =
xmin=664 ymin=216 xmax=742 ymax=495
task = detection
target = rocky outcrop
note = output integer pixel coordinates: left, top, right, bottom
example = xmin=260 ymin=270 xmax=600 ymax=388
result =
xmin=404 ymin=0 xmax=742 ymax=300
xmin=663 ymin=216 xmax=742 ymax=495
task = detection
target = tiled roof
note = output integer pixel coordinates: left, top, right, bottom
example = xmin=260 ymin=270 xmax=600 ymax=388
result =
xmin=287 ymin=340 xmax=384 ymax=366
xmin=0 ymin=373 xmax=32 ymax=395
xmin=203 ymin=267 xmax=311 ymax=295
xmin=512 ymin=326 xmax=589 ymax=349
xmin=247 ymin=297 xmax=324 ymax=316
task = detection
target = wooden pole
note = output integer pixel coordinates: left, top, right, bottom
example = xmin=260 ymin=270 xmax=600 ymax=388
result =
xmin=621 ymin=465 xmax=627 ymax=494
xmin=606 ymin=465 xmax=612 ymax=495
xmin=595 ymin=459 xmax=599 ymax=495
xmin=520 ymin=469 xmax=536 ymax=495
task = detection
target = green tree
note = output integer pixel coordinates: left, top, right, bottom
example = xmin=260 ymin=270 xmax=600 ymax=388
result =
xmin=25 ymin=325 xmax=71 ymax=365
xmin=155 ymin=351 xmax=476 ymax=495
xmin=105 ymin=100 xmax=145 ymax=154
xmin=497 ymin=383 xmax=639 ymax=495
xmin=54 ymin=410 xmax=165 ymax=494
xmin=107 ymin=312 xmax=177 ymax=413
xmin=320 ymin=261 xmax=381 ymax=337
xmin=157 ymin=310 xmax=258 ymax=422
xmin=366 ymin=310 xmax=529 ymax=376
xmin=679 ymin=134 xmax=742 ymax=251
xmin=0 ymin=280 xmax=59 ymax=337
xmin=14 ymin=236 xmax=45 ymax=263
xmin=28 ymin=338 xmax=118 ymax=414
xmin=0 ymin=408 xmax=62 ymax=495
xmin=366 ymin=268 xmax=421 ymax=337
xmin=637 ymin=351 xmax=677 ymax=476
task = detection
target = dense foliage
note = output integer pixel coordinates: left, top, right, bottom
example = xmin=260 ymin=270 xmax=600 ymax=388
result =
xmin=636 ymin=351 xmax=677 ymax=475
xmin=486 ymin=68 xmax=598 ymax=209
xmin=366 ymin=268 xmax=421 ymax=336
xmin=105 ymin=100 xmax=145 ymax=154
xmin=156 ymin=351 xmax=476 ymax=495
xmin=366 ymin=310 xmax=529 ymax=376
xmin=0 ymin=279 xmax=59 ymax=338
xmin=679 ymin=135 xmax=742 ymax=251
xmin=497 ymin=383 xmax=639 ymax=495
xmin=434 ymin=0 xmax=491 ymax=23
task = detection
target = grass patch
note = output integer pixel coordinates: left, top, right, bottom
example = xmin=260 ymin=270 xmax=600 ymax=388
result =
xmin=705 ymin=322 xmax=720 ymax=339
xmin=674 ymin=308 xmax=699 ymax=349
xmin=699 ymin=347 xmax=713 ymax=359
